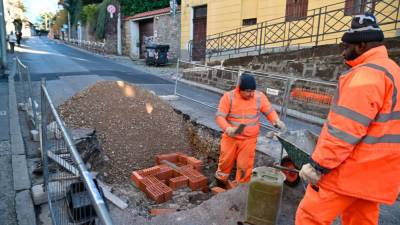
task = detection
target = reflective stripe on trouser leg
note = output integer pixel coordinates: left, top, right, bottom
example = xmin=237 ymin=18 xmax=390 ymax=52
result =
xmin=296 ymin=185 xmax=379 ymax=225
xmin=215 ymin=135 xmax=238 ymax=181
xmin=235 ymin=137 xmax=257 ymax=183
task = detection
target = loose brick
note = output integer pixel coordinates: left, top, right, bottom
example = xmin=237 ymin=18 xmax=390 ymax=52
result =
xmin=139 ymin=177 xmax=154 ymax=192
xmin=155 ymin=153 xmax=179 ymax=165
xmin=188 ymin=177 xmax=208 ymax=191
xmin=146 ymin=185 xmax=164 ymax=203
xmin=155 ymin=166 xmax=174 ymax=181
xmin=186 ymin=157 xmax=202 ymax=171
xmin=211 ymin=187 xmax=226 ymax=195
xmin=131 ymin=171 xmax=143 ymax=187
xmin=159 ymin=183 xmax=173 ymax=201
xmin=140 ymin=166 xmax=160 ymax=177
xmin=169 ymin=176 xmax=188 ymax=190
xmin=150 ymin=208 xmax=177 ymax=216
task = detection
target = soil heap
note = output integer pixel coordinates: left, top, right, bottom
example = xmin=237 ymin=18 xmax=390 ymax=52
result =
xmin=59 ymin=81 xmax=192 ymax=183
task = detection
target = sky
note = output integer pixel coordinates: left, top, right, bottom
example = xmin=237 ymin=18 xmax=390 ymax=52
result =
xmin=23 ymin=0 xmax=59 ymax=23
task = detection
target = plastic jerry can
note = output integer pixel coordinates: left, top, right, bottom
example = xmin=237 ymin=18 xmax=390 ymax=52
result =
xmin=245 ymin=166 xmax=286 ymax=225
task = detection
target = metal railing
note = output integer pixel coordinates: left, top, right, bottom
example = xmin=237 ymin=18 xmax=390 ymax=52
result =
xmin=176 ymin=60 xmax=337 ymax=127
xmin=15 ymin=57 xmax=38 ymax=129
xmin=67 ymin=38 xmax=106 ymax=55
xmin=40 ymin=79 xmax=113 ymax=225
xmin=199 ymin=0 xmax=400 ymax=59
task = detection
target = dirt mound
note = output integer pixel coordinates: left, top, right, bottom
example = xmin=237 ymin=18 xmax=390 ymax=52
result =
xmin=59 ymin=81 xmax=192 ymax=183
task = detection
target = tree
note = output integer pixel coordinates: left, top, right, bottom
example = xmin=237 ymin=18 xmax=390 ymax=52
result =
xmin=36 ymin=12 xmax=55 ymax=31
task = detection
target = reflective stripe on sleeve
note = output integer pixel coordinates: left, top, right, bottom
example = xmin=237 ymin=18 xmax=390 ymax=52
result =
xmin=216 ymin=112 xmax=227 ymax=117
xmin=364 ymin=63 xmax=397 ymax=112
xmin=327 ymin=122 xmax=361 ymax=145
xmin=375 ymin=111 xmax=400 ymax=122
xmin=362 ymin=134 xmax=400 ymax=144
xmin=332 ymin=105 xmax=372 ymax=127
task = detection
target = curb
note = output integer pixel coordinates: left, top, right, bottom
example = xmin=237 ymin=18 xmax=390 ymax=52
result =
xmin=8 ymin=58 xmax=36 ymax=225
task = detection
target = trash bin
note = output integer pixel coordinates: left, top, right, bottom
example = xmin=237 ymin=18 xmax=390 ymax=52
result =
xmin=145 ymin=44 xmax=169 ymax=66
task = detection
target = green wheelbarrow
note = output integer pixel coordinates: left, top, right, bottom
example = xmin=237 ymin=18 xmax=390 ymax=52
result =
xmin=275 ymin=129 xmax=319 ymax=187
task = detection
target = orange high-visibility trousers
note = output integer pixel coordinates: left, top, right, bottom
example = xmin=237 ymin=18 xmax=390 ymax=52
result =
xmin=215 ymin=135 xmax=257 ymax=183
xmin=296 ymin=185 xmax=380 ymax=225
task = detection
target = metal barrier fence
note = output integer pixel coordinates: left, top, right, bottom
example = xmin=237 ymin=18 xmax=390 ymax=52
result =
xmin=67 ymin=38 xmax=106 ymax=55
xmin=40 ymin=80 xmax=113 ymax=225
xmin=201 ymin=0 xmax=400 ymax=59
xmin=15 ymin=57 xmax=38 ymax=129
xmin=176 ymin=60 xmax=337 ymax=127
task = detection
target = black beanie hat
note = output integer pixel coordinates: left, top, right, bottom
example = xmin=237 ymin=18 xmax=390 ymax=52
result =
xmin=239 ymin=73 xmax=256 ymax=90
xmin=341 ymin=12 xmax=384 ymax=43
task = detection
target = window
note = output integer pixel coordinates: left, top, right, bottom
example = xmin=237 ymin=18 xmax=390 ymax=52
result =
xmin=242 ymin=18 xmax=257 ymax=26
xmin=344 ymin=0 xmax=376 ymax=16
xmin=285 ymin=0 xmax=308 ymax=22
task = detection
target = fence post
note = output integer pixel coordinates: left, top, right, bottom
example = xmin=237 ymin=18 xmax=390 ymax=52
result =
xmin=258 ymin=22 xmax=263 ymax=55
xmin=280 ymin=78 xmax=295 ymax=122
xmin=39 ymin=78 xmax=49 ymax=191
xmin=174 ymin=60 xmax=180 ymax=96
xmin=315 ymin=7 xmax=322 ymax=47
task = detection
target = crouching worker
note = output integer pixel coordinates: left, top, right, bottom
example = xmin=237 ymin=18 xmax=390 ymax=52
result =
xmin=214 ymin=73 xmax=286 ymax=187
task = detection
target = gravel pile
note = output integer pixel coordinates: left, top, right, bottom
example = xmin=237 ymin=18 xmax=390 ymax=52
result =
xmin=59 ymin=81 xmax=192 ymax=183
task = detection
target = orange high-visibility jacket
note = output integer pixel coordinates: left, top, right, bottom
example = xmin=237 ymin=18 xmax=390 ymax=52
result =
xmin=312 ymin=46 xmax=400 ymax=204
xmin=216 ymin=87 xmax=279 ymax=139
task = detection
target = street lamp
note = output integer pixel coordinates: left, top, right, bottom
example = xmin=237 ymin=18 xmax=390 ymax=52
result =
xmin=58 ymin=2 xmax=71 ymax=41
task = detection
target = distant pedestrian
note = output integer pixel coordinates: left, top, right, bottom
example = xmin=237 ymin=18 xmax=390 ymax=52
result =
xmin=16 ymin=31 xmax=22 ymax=46
xmin=7 ymin=31 xmax=17 ymax=53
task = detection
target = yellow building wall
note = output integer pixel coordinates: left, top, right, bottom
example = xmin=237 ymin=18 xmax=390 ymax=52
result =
xmin=181 ymin=0 xmax=400 ymax=51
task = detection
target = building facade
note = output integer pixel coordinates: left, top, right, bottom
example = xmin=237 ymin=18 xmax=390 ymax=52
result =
xmin=124 ymin=7 xmax=181 ymax=61
xmin=180 ymin=0 xmax=400 ymax=61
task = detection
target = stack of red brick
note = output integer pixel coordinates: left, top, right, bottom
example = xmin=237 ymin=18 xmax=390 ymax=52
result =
xmin=131 ymin=152 xmax=208 ymax=203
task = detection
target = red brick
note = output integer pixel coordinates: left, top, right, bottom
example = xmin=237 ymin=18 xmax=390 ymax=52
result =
xmin=155 ymin=153 xmax=179 ymax=165
xmin=159 ymin=183 xmax=173 ymax=201
xmin=186 ymin=157 xmax=202 ymax=171
xmin=155 ymin=166 xmax=174 ymax=181
xmin=150 ymin=208 xmax=177 ymax=216
xmin=140 ymin=166 xmax=160 ymax=177
xmin=139 ymin=177 xmax=154 ymax=192
xmin=131 ymin=171 xmax=143 ymax=187
xmin=146 ymin=185 xmax=164 ymax=203
xmin=188 ymin=177 xmax=208 ymax=191
xmin=169 ymin=176 xmax=188 ymax=190
xmin=211 ymin=187 xmax=226 ymax=195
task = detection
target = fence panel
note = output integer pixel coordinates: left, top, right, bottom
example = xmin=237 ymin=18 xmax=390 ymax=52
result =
xmin=40 ymin=80 xmax=113 ymax=225
xmin=16 ymin=58 xmax=38 ymax=129
xmin=284 ymin=78 xmax=337 ymax=125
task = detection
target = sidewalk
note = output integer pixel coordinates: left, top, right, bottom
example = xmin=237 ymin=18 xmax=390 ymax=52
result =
xmin=0 ymin=55 xmax=36 ymax=225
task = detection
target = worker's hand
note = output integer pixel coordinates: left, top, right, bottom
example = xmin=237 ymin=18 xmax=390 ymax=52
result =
xmin=274 ymin=119 xmax=287 ymax=133
xmin=299 ymin=163 xmax=321 ymax=185
xmin=225 ymin=127 xmax=237 ymax=137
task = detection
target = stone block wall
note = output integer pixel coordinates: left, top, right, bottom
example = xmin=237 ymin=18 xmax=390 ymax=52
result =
xmin=153 ymin=13 xmax=181 ymax=61
xmin=122 ymin=20 xmax=131 ymax=56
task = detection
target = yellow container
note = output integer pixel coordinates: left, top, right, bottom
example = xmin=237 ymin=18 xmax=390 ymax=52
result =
xmin=245 ymin=166 xmax=286 ymax=225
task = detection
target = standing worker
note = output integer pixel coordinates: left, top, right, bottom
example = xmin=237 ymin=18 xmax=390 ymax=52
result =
xmin=296 ymin=12 xmax=400 ymax=225
xmin=7 ymin=31 xmax=16 ymax=53
xmin=214 ymin=73 xmax=287 ymax=186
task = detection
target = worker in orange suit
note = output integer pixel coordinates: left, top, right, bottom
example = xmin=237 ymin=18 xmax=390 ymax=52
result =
xmin=296 ymin=12 xmax=400 ymax=225
xmin=214 ymin=73 xmax=286 ymax=186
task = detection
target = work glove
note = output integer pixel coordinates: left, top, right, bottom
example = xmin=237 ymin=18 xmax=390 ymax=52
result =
xmin=299 ymin=163 xmax=321 ymax=185
xmin=274 ymin=119 xmax=287 ymax=133
xmin=225 ymin=127 xmax=237 ymax=137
